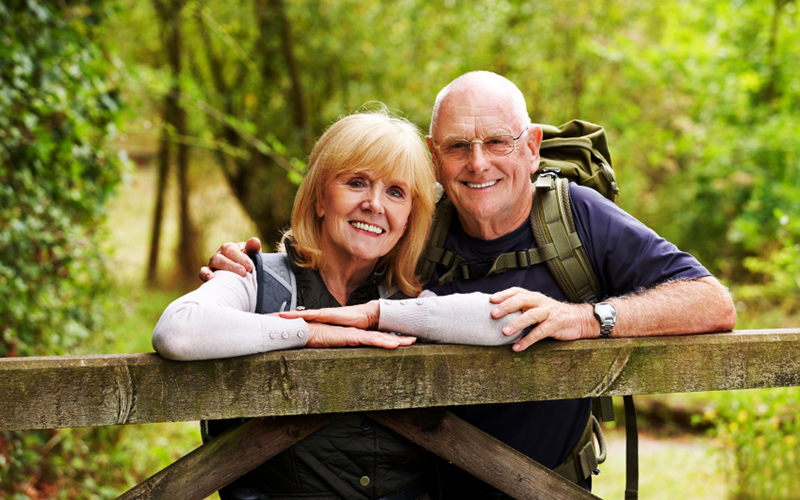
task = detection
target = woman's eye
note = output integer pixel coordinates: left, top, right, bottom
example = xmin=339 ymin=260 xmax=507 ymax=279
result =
xmin=388 ymin=187 xmax=405 ymax=199
xmin=348 ymin=179 xmax=366 ymax=188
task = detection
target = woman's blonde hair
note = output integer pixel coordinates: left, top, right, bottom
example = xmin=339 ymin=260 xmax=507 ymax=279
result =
xmin=287 ymin=107 xmax=436 ymax=296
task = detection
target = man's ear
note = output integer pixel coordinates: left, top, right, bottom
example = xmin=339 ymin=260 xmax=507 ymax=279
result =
xmin=426 ymin=136 xmax=442 ymax=182
xmin=526 ymin=125 xmax=544 ymax=174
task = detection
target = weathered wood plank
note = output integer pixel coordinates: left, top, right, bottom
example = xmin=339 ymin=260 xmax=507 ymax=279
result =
xmin=368 ymin=409 xmax=599 ymax=500
xmin=118 ymin=414 xmax=337 ymax=500
xmin=2 ymin=329 xmax=799 ymax=431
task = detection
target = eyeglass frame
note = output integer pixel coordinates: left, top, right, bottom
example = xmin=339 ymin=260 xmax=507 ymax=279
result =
xmin=430 ymin=128 xmax=529 ymax=161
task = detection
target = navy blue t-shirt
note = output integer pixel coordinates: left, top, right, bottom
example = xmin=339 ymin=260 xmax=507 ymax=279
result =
xmin=426 ymin=184 xmax=710 ymax=470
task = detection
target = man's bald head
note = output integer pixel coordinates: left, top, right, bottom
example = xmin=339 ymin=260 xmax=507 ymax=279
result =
xmin=430 ymin=71 xmax=531 ymax=136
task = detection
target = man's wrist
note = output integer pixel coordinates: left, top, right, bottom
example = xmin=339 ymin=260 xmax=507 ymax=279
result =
xmin=593 ymin=302 xmax=617 ymax=338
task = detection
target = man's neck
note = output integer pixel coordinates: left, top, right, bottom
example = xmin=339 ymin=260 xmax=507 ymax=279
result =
xmin=456 ymin=196 xmax=533 ymax=241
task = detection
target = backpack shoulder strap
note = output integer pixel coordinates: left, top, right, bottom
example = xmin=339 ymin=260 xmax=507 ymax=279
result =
xmin=531 ymin=173 xmax=601 ymax=304
xmin=415 ymin=191 xmax=458 ymax=286
xmin=248 ymin=252 xmax=297 ymax=314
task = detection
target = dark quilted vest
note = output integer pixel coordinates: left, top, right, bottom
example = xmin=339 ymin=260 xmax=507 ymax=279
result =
xmin=205 ymin=247 xmax=434 ymax=499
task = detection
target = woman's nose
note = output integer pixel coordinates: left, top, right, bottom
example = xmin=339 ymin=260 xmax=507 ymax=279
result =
xmin=361 ymin=189 xmax=385 ymax=214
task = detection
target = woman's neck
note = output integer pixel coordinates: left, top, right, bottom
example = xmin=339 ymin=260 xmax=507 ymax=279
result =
xmin=316 ymin=241 xmax=379 ymax=305
xmin=319 ymin=263 xmax=376 ymax=306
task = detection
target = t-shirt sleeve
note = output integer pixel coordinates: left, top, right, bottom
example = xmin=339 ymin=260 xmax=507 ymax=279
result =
xmin=569 ymin=184 xmax=711 ymax=298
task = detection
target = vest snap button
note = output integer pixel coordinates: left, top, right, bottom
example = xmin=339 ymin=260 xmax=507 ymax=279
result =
xmin=360 ymin=476 xmax=370 ymax=486
xmin=361 ymin=420 xmax=372 ymax=430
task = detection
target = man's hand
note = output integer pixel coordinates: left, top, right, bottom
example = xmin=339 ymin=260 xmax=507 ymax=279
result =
xmin=306 ymin=322 xmax=415 ymax=349
xmin=199 ymin=237 xmax=262 ymax=281
xmin=489 ymin=287 xmax=595 ymax=351
xmin=279 ymin=301 xmax=380 ymax=330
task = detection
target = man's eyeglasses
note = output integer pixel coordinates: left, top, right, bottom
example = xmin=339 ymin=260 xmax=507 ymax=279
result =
xmin=432 ymin=129 xmax=527 ymax=162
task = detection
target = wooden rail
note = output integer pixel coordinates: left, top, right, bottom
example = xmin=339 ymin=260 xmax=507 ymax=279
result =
xmin=2 ymin=329 xmax=799 ymax=499
xmin=2 ymin=330 xmax=798 ymax=431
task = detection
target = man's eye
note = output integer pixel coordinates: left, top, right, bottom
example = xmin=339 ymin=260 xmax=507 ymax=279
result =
xmin=485 ymin=137 xmax=506 ymax=145
xmin=445 ymin=142 xmax=469 ymax=152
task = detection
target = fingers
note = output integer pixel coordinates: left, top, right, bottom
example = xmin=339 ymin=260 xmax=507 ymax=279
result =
xmin=280 ymin=302 xmax=379 ymax=330
xmin=207 ymin=241 xmax=254 ymax=277
xmin=280 ymin=309 xmax=324 ymax=321
xmin=491 ymin=290 xmax=542 ymax=319
xmin=199 ymin=266 xmax=215 ymax=282
xmin=357 ymin=332 xmax=416 ymax=349
xmin=513 ymin=327 xmax=548 ymax=352
xmin=244 ymin=237 xmax=262 ymax=255
xmin=307 ymin=323 xmax=416 ymax=349
xmin=208 ymin=252 xmax=248 ymax=277
xmin=502 ymin=307 xmax=549 ymax=337
xmin=489 ymin=287 xmax=526 ymax=304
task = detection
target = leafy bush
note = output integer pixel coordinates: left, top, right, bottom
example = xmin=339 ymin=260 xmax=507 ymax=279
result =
xmin=1 ymin=1 xmax=125 ymax=496
xmin=696 ymin=388 xmax=800 ymax=500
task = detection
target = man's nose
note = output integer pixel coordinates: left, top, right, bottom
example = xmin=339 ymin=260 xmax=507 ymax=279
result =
xmin=361 ymin=188 xmax=385 ymax=214
xmin=466 ymin=142 xmax=491 ymax=173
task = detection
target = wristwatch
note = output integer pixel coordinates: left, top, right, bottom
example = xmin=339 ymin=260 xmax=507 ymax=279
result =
xmin=593 ymin=302 xmax=617 ymax=338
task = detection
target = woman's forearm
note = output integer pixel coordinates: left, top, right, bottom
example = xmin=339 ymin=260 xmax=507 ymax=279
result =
xmin=377 ymin=292 xmax=524 ymax=345
xmin=152 ymin=271 xmax=308 ymax=361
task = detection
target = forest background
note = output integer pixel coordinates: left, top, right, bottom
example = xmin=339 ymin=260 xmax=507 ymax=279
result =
xmin=2 ymin=0 xmax=799 ymax=498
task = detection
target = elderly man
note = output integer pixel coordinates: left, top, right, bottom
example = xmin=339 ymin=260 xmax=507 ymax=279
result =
xmin=203 ymin=71 xmax=736 ymax=496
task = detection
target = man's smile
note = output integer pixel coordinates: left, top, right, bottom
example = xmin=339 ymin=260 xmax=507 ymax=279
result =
xmin=464 ymin=179 xmax=500 ymax=189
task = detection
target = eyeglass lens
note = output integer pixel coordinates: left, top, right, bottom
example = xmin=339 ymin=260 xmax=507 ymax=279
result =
xmin=440 ymin=136 xmax=515 ymax=160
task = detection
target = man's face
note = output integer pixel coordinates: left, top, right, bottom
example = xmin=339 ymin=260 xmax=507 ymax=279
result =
xmin=428 ymin=90 xmax=542 ymax=239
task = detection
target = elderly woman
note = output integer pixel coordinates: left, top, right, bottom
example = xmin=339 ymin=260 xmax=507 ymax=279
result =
xmin=154 ymin=109 xmax=523 ymax=500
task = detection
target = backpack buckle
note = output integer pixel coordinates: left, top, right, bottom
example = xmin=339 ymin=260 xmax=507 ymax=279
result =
xmin=540 ymin=167 xmax=561 ymax=178
xmin=458 ymin=259 xmax=494 ymax=280
xmin=516 ymin=250 xmax=530 ymax=269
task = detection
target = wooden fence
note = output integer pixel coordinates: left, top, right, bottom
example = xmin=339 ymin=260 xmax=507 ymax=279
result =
xmin=2 ymin=329 xmax=799 ymax=499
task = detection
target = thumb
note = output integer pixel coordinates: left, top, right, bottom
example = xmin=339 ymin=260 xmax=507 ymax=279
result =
xmin=245 ymin=237 xmax=263 ymax=254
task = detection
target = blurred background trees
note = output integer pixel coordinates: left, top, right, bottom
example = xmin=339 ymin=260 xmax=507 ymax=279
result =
xmin=2 ymin=0 xmax=799 ymax=497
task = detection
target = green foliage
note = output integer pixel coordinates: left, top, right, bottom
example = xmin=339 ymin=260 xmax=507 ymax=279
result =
xmin=696 ymin=388 xmax=800 ymax=499
xmin=1 ymin=1 xmax=125 ymax=497
xmin=0 ymin=0 xmax=123 ymax=357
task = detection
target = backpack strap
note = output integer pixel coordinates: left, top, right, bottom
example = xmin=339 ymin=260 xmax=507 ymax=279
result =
xmin=249 ymin=252 xmax=297 ymax=314
xmin=415 ymin=193 xmax=458 ymax=286
xmin=531 ymin=172 xmax=601 ymax=304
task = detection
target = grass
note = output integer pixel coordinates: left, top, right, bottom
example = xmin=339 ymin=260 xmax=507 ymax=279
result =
xmin=592 ymin=427 xmax=728 ymax=500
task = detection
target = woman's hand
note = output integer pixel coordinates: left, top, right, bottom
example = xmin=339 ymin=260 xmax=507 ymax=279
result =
xmin=306 ymin=323 xmax=415 ymax=349
xmin=279 ymin=301 xmax=380 ymax=330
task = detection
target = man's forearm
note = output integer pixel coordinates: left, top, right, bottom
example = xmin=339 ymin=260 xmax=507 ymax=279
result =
xmin=605 ymin=276 xmax=737 ymax=338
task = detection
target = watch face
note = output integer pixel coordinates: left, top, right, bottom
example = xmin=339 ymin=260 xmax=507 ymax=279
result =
xmin=595 ymin=303 xmax=616 ymax=320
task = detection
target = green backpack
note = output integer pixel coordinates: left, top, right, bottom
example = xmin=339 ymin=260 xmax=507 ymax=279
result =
xmin=416 ymin=119 xmax=639 ymax=499
xmin=416 ymin=119 xmax=618 ymax=301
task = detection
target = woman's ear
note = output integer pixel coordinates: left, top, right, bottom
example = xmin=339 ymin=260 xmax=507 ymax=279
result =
xmin=316 ymin=200 xmax=324 ymax=218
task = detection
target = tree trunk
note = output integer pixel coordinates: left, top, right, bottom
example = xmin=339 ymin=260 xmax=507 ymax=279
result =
xmin=146 ymin=114 xmax=170 ymax=286
xmin=150 ymin=0 xmax=198 ymax=286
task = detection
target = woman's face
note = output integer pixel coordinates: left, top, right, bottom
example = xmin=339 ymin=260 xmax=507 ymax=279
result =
xmin=316 ymin=170 xmax=412 ymax=268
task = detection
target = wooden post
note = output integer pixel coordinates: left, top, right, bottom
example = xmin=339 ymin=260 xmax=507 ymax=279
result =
xmin=118 ymin=414 xmax=337 ymax=500
xmin=369 ymin=409 xmax=600 ymax=500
